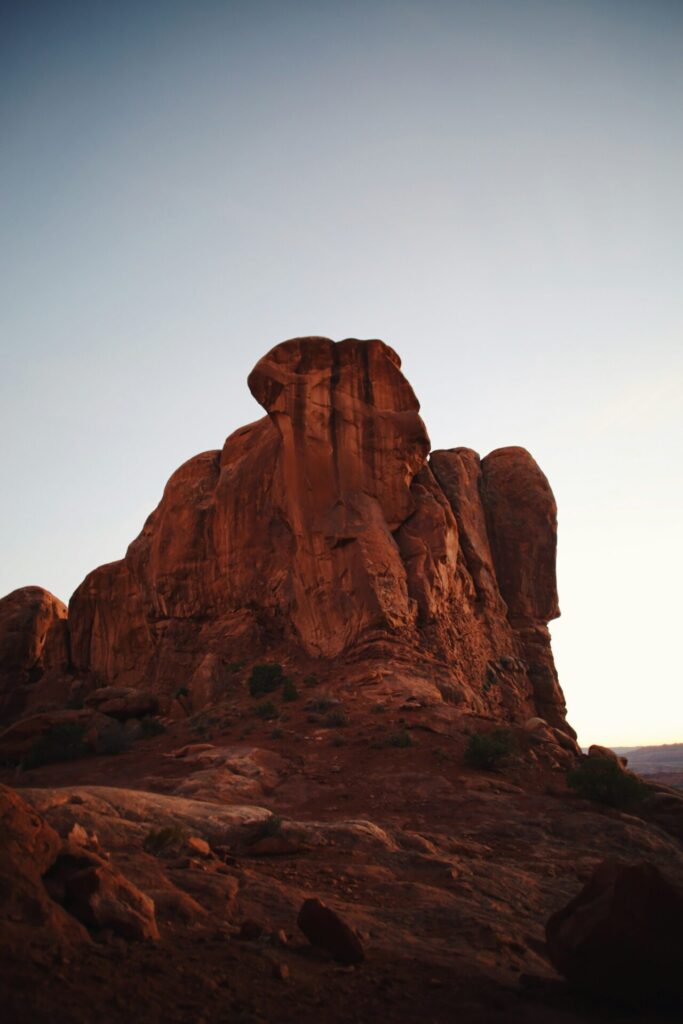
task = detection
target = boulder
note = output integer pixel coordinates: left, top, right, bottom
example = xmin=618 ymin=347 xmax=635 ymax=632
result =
xmin=0 ymin=587 xmax=69 ymax=721
xmin=84 ymin=686 xmax=159 ymax=721
xmin=0 ymin=708 xmax=125 ymax=766
xmin=0 ymin=784 xmax=88 ymax=956
xmin=297 ymin=897 xmax=365 ymax=964
xmin=588 ymin=744 xmax=627 ymax=768
xmin=546 ymin=859 xmax=683 ymax=1002
xmin=45 ymin=844 xmax=159 ymax=941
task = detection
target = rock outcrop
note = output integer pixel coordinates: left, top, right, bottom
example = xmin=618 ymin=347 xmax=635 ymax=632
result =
xmin=0 ymin=337 xmax=570 ymax=734
xmin=0 ymin=587 xmax=70 ymax=720
xmin=546 ymin=859 xmax=683 ymax=1002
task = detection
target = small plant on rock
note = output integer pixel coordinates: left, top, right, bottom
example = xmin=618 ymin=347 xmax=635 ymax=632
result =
xmin=255 ymin=700 xmax=278 ymax=720
xmin=143 ymin=825 xmax=187 ymax=856
xmin=567 ymin=757 xmax=650 ymax=811
xmin=386 ymin=724 xmax=413 ymax=748
xmin=323 ymin=709 xmax=349 ymax=729
xmin=249 ymin=664 xmax=284 ymax=698
xmin=282 ymin=678 xmax=299 ymax=702
xmin=464 ymin=728 xmax=516 ymax=771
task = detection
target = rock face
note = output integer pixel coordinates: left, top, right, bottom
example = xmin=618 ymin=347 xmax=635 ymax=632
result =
xmin=546 ymin=860 xmax=683 ymax=1002
xmin=1 ymin=337 xmax=570 ymax=734
xmin=297 ymin=897 xmax=365 ymax=964
xmin=0 ymin=587 xmax=70 ymax=720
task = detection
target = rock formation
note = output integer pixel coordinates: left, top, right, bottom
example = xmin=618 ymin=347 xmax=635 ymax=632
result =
xmin=0 ymin=337 xmax=570 ymax=734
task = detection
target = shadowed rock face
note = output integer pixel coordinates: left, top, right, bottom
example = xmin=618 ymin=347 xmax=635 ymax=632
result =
xmin=0 ymin=587 xmax=70 ymax=720
xmin=1 ymin=337 xmax=570 ymax=732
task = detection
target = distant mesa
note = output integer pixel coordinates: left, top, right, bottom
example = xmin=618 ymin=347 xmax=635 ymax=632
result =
xmin=0 ymin=336 xmax=572 ymax=735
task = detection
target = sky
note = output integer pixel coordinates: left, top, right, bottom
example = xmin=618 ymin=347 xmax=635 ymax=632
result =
xmin=1 ymin=0 xmax=681 ymax=747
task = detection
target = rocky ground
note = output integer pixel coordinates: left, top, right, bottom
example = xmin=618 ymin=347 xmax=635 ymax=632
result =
xmin=2 ymin=680 xmax=683 ymax=1024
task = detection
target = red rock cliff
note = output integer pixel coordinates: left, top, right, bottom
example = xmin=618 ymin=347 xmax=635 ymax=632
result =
xmin=1 ymin=337 xmax=570 ymax=733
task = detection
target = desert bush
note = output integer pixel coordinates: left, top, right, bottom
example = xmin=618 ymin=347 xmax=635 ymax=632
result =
xmin=386 ymin=724 xmax=413 ymax=748
xmin=323 ymin=709 xmax=349 ymax=728
xmin=306 ymin=694 xmax=338 ymax=713
xmin=567 ymin=757 xmax=650 ymax=810
xmin=24 ymin=722 xmax=89 ymax=768
xmin=282 ymin=678 xmax=299 ymax=702
xmin=464 ymin=728 xmax=516 ymax=771
xmin=249 ymin=664 xmax=284 ymax=698
xmin=143 ymin=825 xmax=187 ymax=856
xmin=255 ymin=700 xmax=278 ymax=720
xmin=140 ymin=716 xmax=166 ymax=737
xmin=303 ymin=673 xmax=318 ymax=688
xmin=250 ymin=814 xmax=282 ymax=843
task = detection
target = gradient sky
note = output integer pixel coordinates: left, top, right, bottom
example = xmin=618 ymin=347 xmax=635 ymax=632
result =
xmin=2 ymin=0 xmax=681 ymax=746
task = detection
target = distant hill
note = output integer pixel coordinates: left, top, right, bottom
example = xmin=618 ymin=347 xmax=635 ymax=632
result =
xmin=611 ymin=743 xmax=683 ymax=774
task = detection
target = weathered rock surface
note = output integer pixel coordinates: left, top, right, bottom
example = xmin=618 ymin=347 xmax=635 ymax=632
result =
xmin=297 ymin=897 xmax=365 ymax=964
xmin=84 ymin=686 xmax=159 ymax=721
xmin=1 ymin=337 xmax=568 ymax=735
xmin=0 ymin=784 xmax=88 ymax=956
xmin=0 ymin=587 xmax=70 ymax=720
xmin=0 ymin=708 xmax=125 ymax=766
xmin=546 ymin=859 xmax=683 ymax=1002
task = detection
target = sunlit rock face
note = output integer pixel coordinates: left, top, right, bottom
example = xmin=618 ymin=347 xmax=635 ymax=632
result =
xmin=2 ymin=337 xmax=570 ymax=733
xmin=0 ymin=587 xmax=70 ymax=720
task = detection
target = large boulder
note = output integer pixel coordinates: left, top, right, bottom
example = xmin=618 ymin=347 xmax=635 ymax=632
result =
xmin=297 ymin=897 xmax=365 ymax=964
xmin=0 ymin=708 xmax=125 ymax=767
xmin=84 ymin=686 xmax=159 ymax=721
xmin=546 ymin=859 xmax=683 ymax=1002
xmin=0 ymin=784 xmax=88 ymax=957
xmin=0 ymin=587 xmax=70 ymax=721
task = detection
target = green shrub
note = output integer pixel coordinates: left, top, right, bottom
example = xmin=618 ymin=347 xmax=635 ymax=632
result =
xmin=464 ymin=728 xmax=516 ymax=771
xmin=24 ymin=722 xmax=89 ymax=768
xmin=306 ymin=694 xmax=337 ymax=713
xmin=323 ymin=709 xmax=349 ymax=728
xmin=140 ymin=716 xmax=166 ymax=737
xmin=303 ymin=673 xmax=318 ymax=688
xmin=249 ymin=813 xmax=282 ymax=844
xmin=270 ymin=727 xmax=284 ymax=739
xmin=282 ymin=678 xmax=299 ymax=702
xmin=249 ymin=664 xmax=284 ymax=697
xmin=143 ymin=826 xmax=187 ymax=856
xmin=255 ymin=700 xmax=278 ymax=720
xmin=386 ymin=725 xmax=413 ymax=748
xmin=567 ymin=757 xmax=650 ymax=810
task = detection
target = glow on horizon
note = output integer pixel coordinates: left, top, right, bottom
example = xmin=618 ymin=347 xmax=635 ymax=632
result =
xmin=1 ymin=0 xmax=681 ymax=748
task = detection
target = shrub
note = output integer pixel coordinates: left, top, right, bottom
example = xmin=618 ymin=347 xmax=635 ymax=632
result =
xmin=567 ymin=757 xmax=650 ymax=810
xmin=386 ymin=725 xmax=413 ymax=748
xmin=282 ymin=678 xmax=299 ymax=702
xmin=24 ymin=722 xmax=89 ymax=768
xmin=323 ymin=709 xmax=349 ymax=729
xmin=255 ymin=700 xmax=278 ymax=720
xmin=464 ymin=728 xmax=516 ymax=771
xmin=140 ymin=716 xmax=166 ymax=737
xmin=249 ymin=664 xmax=284 ymax=698
xmin=143 ymin=826 xmax=187 ymax=856
xmin=250 ymin=814 xmax=282 ymax=844
xmin=270 ymin=727 xmax=284 ymax=739
xmin=303 ymin=673 xmax=318 ymax=688
xmin=306 ymin=694 xmax=337 ymax=713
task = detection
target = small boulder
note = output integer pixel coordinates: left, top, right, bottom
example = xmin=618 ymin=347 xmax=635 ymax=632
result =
xmin=84 ymin=686 xmax=159 ymax=722
xmin=546 ymin=859 xmax=683 ymax=1002
xmin=588 ymin=744 xmax=627 ymax=768
xmin=297 ymin=898 xmax=364 ymax=965
xmin=45 ymin=847 xmax=159 ymax=941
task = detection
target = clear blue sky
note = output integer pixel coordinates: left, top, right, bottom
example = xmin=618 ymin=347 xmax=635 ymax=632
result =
xmin=1 ymin=0 xmax=681 ymax=745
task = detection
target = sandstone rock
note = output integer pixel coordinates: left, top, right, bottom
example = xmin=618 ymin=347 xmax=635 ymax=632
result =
xmin=588 ymin=744 xmax=627 ymax=768
xmin=0 ymin=784 xmax=88 ymax=955
xmin=45 ymin=847 xmax=160 ymax=941
xmin=0 ymin=587 xmax=69 ymax=721
xmin=4 ymin=336 xmax=572 ymax=738
xmin=297 ymin=897 xmax=365 ymax=964
xmin=0 ymin=708 xmax=125 ymax=766
xmin=546 ymin=859 xmax=683 ymax=1001
xmin=84 ymin=686 xmax=159 ymax=721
